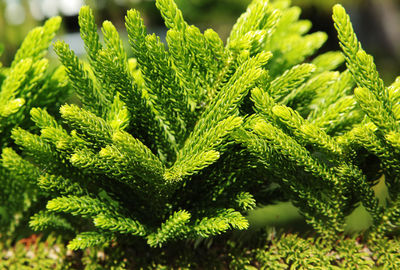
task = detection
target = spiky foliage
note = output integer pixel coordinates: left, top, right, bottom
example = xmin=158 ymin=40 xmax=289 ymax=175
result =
xmin=11 ymin=1 xmax=270 ymax=249
xmin=0 ymin=17 xmax=69 ymax=235
xmin=332 ymin=4 xmax=400 ymax=239
xmin=8 ymin=0 xmax=400 ymax=259
xmin=232 ymin=1 xmax=400 ymax=240
xmin=228 ymin=233 xmax=394 ymax=270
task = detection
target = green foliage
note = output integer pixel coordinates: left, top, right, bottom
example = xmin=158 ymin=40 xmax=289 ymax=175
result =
xmin=0 ymin=16 xmax=69 ymax=236
xmin=2 ymin=231 xmax=400 ymax=269
xmin=12 ymin=0 xmax=292 ymax=249
xmin=332 ymin=3 xmax=400 ymax=239
xmin=3 ymin=0 xmax=400 ymax=268
xmin=67 ymin=231 xmax=114 ymax=250
xmin=230 ymin=233 xmax=387 ymax=269
xmin=0 ymin=234 xmax=69 ymax=269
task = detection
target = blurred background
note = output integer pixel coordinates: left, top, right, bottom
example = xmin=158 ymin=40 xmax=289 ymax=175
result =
xmin=1 ymin=0 xmax=400 ymax=83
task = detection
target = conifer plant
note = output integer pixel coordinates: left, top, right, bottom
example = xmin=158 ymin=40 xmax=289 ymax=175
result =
xmin=0 ymin=17 xmax=69 ymax=236
xmin=6 ymin=0 xmax=400 ymax=264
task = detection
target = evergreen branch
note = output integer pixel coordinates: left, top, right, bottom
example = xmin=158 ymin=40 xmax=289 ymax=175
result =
xmin=38 ymin=173 xmax=85 ymax=196
xmin=272 ymin=105 xmax=343 ymax=156
xmin=165 ymin=28 xmax=210 ymax=114
xmin=12 ymin=16 xmax=61 ymax=66
xmin=228 ymin=0 xmax=273 ymax=45
xmin=281 ymin=71 xmax=339 ymax=109
xmin=67 ymin=231 xmax=114 ymax=250
xmin=202 ymin=29 xmax=230 ymax=101
xmin=33 ymin=65 xmax=71 ymax=109
xmin=235 ymin=192 xmax=257 ymax=211
xmin=147 ymin=210 xmax=191 ymax=247
xmin=41 ymin=127 xmax=89 ymax=155
xmin=30 ymin=211 xmax=74 ymax=231
xmin=332 ymin=5 xmax=360 ymax=66
xmin=343 ymin=123 xmax=399 ymax=170
xmin=125 ymin=10 xmax=147 ymax=62
xmin=60 ymin=104 xmax=113 ymax=146
xmin=204 ymin=29 xmax=226 ymax=71
xmin=251 ymin=87 xmax=276 ymax=120
xmin=125 ymin=8 xmax=188 ymax=154
xmin=165 ymin=29 xmax=197 ymax=102
xmin=94 ymin=48 xmax=169 ymax=157
xmin=30 ymin=108 xmax=60 ymax=130
xmin=236 ymin=120 xmax=345 ymax=235
xmin=69 ymin=148 xmax=100 ymax=173
xmin=78 ymin=6 xmax=102 ymax=66
xmin=353 ymin=50 xmax=386 ymax=98
xmin=93 ymin=131 xmax=165 ymax=191
xmin=165 ymin=116 xmax=242 ymax=182
xmin=231 ymin=30 xmax=267 ymax=56
xmin=185 ymin=25 xmax=220 ymax=90
xmin=334 ymin=163 xmax=382 ymax=224
xmin=372 ymin=198 xmax=400 ymax=239
xmin=341 ymin=123 xmax=400 ymax=204
xmin=165 ymin=52 xmax=271 ymax=182
xmin=354 ymin=87 xmax=397 ymax=132
xmin=388 ymin=76 xmax=400 ymax=120
xmin=33 ymin=106 xmax=85 ymax=156
xmin=333 ymin=5 xmax=385 ymax=98
xmin=253 ymin=120 xmax=340 ymax=187
xmin=47 ymin=195 xmax=110 ymax=217
xmin=11 ymin=127 xmax=59 ymax=164
xmin=163 ymin=150 xmax=221 ymax=183
xmin=108 ymin=131 xmax=164 ymax=181
xmin=0 ymin=58 xmax=32 ymax=116
xmin=232 ymin=120 xmax=275 ymax=169
xmin=269 ymin=63 xmax=316 ymax=100
xmin=155 ymin=0 xmax=187 ymax=30
xmin=311 ymin=96 xmax=360 ymax=134
xmin=311 ymin=51 xmax=345 ymax=72
xmin=0 ymin=98 xmax=25 ymax=120
xmin=167 ymin=25 xmax=226 ymax=108
xmin=106 ymin=94 xmax=130 ymax=132
xmin=386 ymin=131 xmax=400 ymax=150
xmin=309 ymin=70 xmax=356 ymax=128
xmin=54 ymin=41 xmax=108 ymax=116
xmin=333 ymin=4 xmax=397 ymax=133
xmin=279 ymin=32 xmax=328 ymax=70
xmin=22 ymin=58 xmax=48 ymax=95
xmin=355 ymin=51 xmax=396 ymax=129
xmin=297 ymin=197 xmax=344 ymax=237
xmin=93 ymin=213 xmax=147 ymax=236
xmin=1 ymin=147 xmax=41 ymax=180
xmin=192 ymin=52 xmax=272 ymax=142
xmin=97 ymin=20 xmax=141 ymax=112
xmin=264 ymin=4 xmax=326 ymax=76
xmin=101 ymin=21 xmax=126 ymax=64
xmin=140 ymin=33 xmax=185 ymax=139
xmin=193 ymin=209 xmax=249 ymax=238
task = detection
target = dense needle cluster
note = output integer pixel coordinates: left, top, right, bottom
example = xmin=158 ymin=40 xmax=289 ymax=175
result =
xmin=0 ymin=17 xmax=70 ymax=235
xmin=1 ymin=0 xmax=400 ymax=264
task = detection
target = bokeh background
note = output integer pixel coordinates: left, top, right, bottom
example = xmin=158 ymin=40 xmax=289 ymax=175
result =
xmin=1 ymin=0 xmax=400 ymax=233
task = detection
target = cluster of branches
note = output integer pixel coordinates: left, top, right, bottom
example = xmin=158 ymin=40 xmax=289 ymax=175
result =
xmin=1 ymin=0 xmax=400 ymax=253
xmin=0 ymin=17 xmax=70 ymax=235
